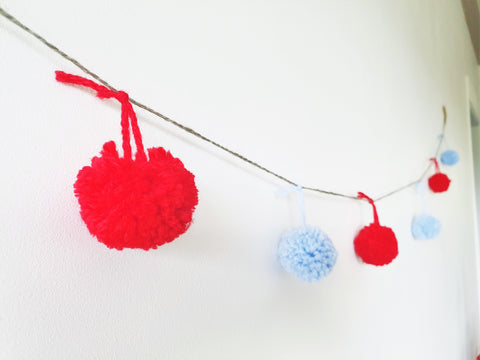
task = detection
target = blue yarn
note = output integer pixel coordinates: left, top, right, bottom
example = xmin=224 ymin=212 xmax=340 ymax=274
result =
xmin=411 ymin=214 xmax=441 ymax=240
xmin=440 ymin=150 xmax=459 ymax=166
xmin=277 ymin=225 xmax=337 ymax=282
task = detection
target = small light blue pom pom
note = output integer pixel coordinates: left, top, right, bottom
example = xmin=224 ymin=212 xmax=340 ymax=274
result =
xmin=440 ymin=150 xmax=459 ymax=166
xmin=277 ymin=226 xmax=338 ymax=282
xmin=411 ymin=214 xmax=441 ymax=240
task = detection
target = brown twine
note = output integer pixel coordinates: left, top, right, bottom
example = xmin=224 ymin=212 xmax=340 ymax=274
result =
xmin=0 ymin=6 xmax=446 ymax=202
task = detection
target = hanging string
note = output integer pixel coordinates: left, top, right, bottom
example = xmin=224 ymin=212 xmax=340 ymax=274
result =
xmin=430 ymin=157 xmax=441 ymax=173
xmin=414 ymin=180 xmax=428 ymax=213
xmin=55 ymin=71 xmax=147 ymax=161
xmin=0 ymin=6 xmax=446 ymax=203
xmin=277 ymin=185 xmax=307 ymax=228
xmin=438 ymin=134 xmax=450 ymax=151
xmin=357 ymin=192 xmax=380 ymax=225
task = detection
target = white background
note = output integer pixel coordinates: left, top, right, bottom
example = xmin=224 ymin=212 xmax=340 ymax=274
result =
xmin=1 ymin=0 xmax=480 ymax=359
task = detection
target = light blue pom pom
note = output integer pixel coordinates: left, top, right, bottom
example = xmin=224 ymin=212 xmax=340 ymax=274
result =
xmin=440 ymin=150 xmax=459 ymax=166
xmin=277 ymin=226 xmax=337 ymax=282
xmin=411 ymin=214 xmax=441 ymax=240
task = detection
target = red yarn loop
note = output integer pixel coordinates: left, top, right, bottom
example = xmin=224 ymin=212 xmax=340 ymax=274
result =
xmin=357 ymin=192 xmax=379 ymax=225
xmin=430 ymin=157 xmax=440 ymax=173
xmin=55 ymin=71 xmax=146 ymax=161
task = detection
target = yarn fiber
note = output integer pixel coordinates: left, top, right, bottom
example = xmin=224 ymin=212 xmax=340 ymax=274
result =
xmin=411 ymin=214 xmax=441 ymax=240
xmin=354 ymin=192 xmax=398 ymax=266
xmin=440 ymin=150 xmax=459 ymax=166
xmin=57 ymin=71 xmax=198 ymax=250
xmin=428 ymin=173 xmax=450 ymax=193
xmin=354 ymin=223 xmax=398 ymax=266
xmin=75 ymin=142 xmax=198 ymax=250
xmin=428 ymin=158 xmax=451 ymax=193
xmin=277 ymin=226 xmax=337 ymax=282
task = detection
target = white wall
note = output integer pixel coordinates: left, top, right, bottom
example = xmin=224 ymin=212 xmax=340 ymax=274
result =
xmin=1 ymin=0 xmax=480 ymax=359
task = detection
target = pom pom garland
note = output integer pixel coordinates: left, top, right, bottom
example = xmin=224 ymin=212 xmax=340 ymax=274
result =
xmin=411 ymin=214 xmax=441 ymax=240
xmin=52 ymin=71 xmax=450 ymax=267
xmin=428 ymin=158 xmax=451 ymax=193
xmin=440 ymin=150 xmax=459 ymax=166
xmin=278 ymin=226 xmax=338 ymax=282
xmin=56 ymin=71 xmax=198 ymax=250
xmin=0 ymin=8 xmax=457 ymax=265
xmin=354 ymin=192 xmax=398 ymax=266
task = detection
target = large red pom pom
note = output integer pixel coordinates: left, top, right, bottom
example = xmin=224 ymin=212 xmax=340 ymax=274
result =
xmin=428 ymin=157 xmax=451 ymax=193
xmin=354 ymin=223 xmax=398 ymax=266
xmin=55 ymin=71 xmax=198 ymax=250
xmin=428 ymin=173 xmax=450 ymax=193
xmin=75 ymin=142 xmax=198 ymax=250
xmin=354 ymin=192 xmax=398 ymax=266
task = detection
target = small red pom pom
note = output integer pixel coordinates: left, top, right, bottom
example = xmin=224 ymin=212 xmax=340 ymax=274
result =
xmin=354 ymin=192 xmax=399 ymax=266
xmin=75 ymin=141 xmax=198 ymax=250
xmin=428 ymin=157 xmax=451 ymax=193
xmin=428 ymin=173 xmax=451 ymax=193
xmin=354 ymin=223 xmax=398 ymax=266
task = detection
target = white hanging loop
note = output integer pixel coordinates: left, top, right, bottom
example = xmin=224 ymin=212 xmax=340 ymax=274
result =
xmin=277 ymin=185 xmax=306 ymax=228
xmin=414 ymin=180 xmax=428 ymax=213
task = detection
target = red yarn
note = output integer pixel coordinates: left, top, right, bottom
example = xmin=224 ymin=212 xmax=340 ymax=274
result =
xmin=354 ymin=192 xmax=398 ymax=266
xmin=428 ymin=158 xmax=451 ymax=193
xmin=56 ymin=71 xmax=198 ymax=250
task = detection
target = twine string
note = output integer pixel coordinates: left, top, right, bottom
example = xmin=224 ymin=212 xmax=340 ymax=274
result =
xmin=0 ymin=6 xmax=446 ymax=203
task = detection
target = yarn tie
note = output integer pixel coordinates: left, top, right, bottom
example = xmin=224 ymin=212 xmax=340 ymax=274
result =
xmin=357 ymin=192 xmax=379 ymax=225
xmin=55 ymin=71 xmax=146 ymax=161
xmin=277 ymin=185 xmax=306 ymax=228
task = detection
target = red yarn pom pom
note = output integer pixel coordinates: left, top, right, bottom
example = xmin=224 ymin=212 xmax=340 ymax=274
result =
xmin=55 ymin=71 xmax=198 ymax=250
xmin=428 ymin=157 xmax=451 ymax=193
xmin=75 ymin=142 xmax=198 ymax=250
xmin=354 ymin=192 xmax=398 ymax=266
xmin=428 ymin=173 xmax=450 ymax=193
xmin=354 ymin=223 xmax=398 ymax=266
